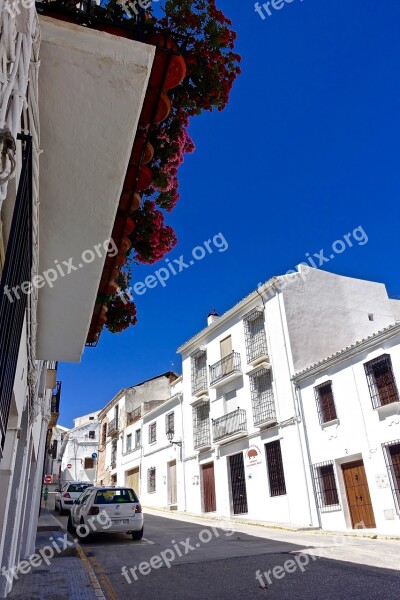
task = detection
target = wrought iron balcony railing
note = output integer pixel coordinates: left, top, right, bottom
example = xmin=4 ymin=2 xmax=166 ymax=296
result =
xmin=51 ymin=381 xmax=62 ymax=414
xmin=127 ymin=406 xmax=141 ymax=424
xmin=212 ymin=408 xmax=247 ymax=443
xmin=192 ymin=371 xmax=208 ymax=396
xmin=252 ymin=400 xmax=277 ymax=427
xmin=107 ymin=418 xmax=119 ymax=436
xmin=193 ymin=424 xmax=211 ymax=450
xmin=209 ymin=352 xmax=242 ymax=386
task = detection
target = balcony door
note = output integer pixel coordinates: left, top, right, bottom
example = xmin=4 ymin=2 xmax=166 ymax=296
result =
xmin=220 ymin=336 xmax=233 ymax=376
xmin=202 ymin=463 xmax=216 ymax=512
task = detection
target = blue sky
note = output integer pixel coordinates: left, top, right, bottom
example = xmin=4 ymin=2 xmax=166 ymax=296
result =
xmin=59 ymin=0 xmax=400 ymax=427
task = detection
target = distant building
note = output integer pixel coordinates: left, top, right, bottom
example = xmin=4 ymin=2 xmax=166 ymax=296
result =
xmin=59 ymin=412 xmax=100 ymax=483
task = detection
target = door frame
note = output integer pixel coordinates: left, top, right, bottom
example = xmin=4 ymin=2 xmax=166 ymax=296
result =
xmin=167 ymin=459 xmax=177 ymax=505
xmin=201 ymin=461 xmax=217 ymax=513
xmin=341 ymin=459 xmax=376 ymax=529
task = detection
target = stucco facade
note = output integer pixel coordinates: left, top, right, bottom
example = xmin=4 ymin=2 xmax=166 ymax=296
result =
xmin=59 ymin=412 xmax=100 ymax=484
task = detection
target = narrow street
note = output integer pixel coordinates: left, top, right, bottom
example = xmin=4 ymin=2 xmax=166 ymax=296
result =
xmin=52 ymin=507 xmax=400 ymax=600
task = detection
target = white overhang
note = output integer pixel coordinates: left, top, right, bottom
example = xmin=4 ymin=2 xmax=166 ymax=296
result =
xmin=36 ymin=17 xmax=154 ymax=362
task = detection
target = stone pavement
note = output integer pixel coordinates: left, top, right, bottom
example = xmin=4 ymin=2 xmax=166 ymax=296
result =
xmin=7 ymin=510 xmax=106 ymax=600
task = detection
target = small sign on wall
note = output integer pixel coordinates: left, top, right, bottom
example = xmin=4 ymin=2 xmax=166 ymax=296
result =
xmin=376 ymin=473 xmax=390 ymax=489
xmin=245 ymin=445 xmax=262 ymax=467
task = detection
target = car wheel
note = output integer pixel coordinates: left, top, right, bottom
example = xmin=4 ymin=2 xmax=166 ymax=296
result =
xmin=59 ymin=506 xmax=67 ymax=516
xmin=54 ymin=501 xmax=58 ymax=513
xmin=76 ymin=518 xmax=90 ymax=543
xmin=67 ymin=515 xmax=75 ymax=534
xmin=131 ymin=527 xmax=143 ymax=541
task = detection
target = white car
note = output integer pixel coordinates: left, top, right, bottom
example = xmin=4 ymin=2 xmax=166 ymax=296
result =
xmin=55 ymin=481 xmax=93 ymax=515
xmin=68 ymin=486 xmax=144 ymax=541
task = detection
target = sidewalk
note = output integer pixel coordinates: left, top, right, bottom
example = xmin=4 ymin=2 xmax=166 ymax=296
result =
xmin=143 ymin=505 xmax=400 ymax=541
xmin=7 ymin=509 xmax=106 ymax=600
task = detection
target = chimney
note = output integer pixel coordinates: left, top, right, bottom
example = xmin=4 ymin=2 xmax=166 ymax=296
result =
xmin=207 ymin=307 xmax=219 ymax=326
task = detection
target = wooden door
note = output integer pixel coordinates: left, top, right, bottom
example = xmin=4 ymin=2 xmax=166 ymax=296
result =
xmin=126 ymin=467 xmax=140 ymax=495
xmin=168 ymin=460 xmax=177 ymax=504
xmin=220 ymin=336 xmax=233 ymax=375
xmin=202 ymin=463 xmax=216 ymax=512
xmin=229 ymin=452 xmax=248 ymax=514
xmin=342 ymin=460 xmax=376 ymax=529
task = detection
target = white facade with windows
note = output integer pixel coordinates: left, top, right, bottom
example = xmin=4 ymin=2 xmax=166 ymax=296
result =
xmin=59 ymin=412 xmax=100 ymax=484
xmin=294 ymin=323 xmax=400 ymax=534
xmin=177 ymin=266 xmax=400 ymax=529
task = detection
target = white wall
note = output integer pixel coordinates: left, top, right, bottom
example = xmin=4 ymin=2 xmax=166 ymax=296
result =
xmin=60 ymin=420 xmax=99 ymax=483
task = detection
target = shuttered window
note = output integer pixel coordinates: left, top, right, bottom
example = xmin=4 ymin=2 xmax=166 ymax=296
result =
xmin=314 ymin=381 xmax=337 ymax=424
xmin=265 ymin=440 xmax=286 ymax=496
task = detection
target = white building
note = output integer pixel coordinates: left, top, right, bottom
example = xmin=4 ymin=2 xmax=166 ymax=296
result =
xmin=0 ymin=2 xmax=155 ymax=595
xmin=96 ymin=373 xmax=178 ymax=491
xmin=294 ymin=322 xmax=400 ymax=534
xmin=44 ymin=422 xmax=69 ymax=483
xmin=177 ymin=266 xmax=400 ymax=528
xmin=59 ymin=412 xmax=100 ymax=484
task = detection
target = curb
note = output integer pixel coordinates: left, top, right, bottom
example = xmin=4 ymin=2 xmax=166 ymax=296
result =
xmin=143 ymin=506 xmax=400 ymax=541
xmin=76 ymin=545 xmax=107 ymax=600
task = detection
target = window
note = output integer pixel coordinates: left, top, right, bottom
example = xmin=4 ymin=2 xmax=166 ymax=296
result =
xmin=67 ymin=483 xmax=93 ymax=494
xmin=265 ymin=440 xmax=286 ymax=496
xmin=364 ymin=354 xmax=400 ymax=408
xmin=250 ymin=367 xmax=276 ymax=426
xmin=383 ymin=440 xmax=400 ymax=513
xmin=135 ymin=429 xmax=141 ymax=448
xmin=149 ymin=422 xmax=157 ymax=444
xmin=312 ymin=462 xmax=340 ymax=510
xmin=94 ymin=488 xmax=138 ymax=504
xmin=191 ymin=350 xmax=207 ymax=394
xmin=243 ymin=310 xmax=268 ymax=363
xmin=84 ymin=457 xmax=94 ymax=469
xmin=126 ymin=433 xmax=132 ymax=452
xmin=89 ymin=416 xmax=95 ymax=420
xmin=111 ymin=440 xmax=117 ymax=465
xmin=193 ymin=402 xmax=211 ymax=449
xmin=148 ymin=467 xmax=156 ymax=493
xmin=88 ymin=430 xmax=96 ymax=439
xmin=101 ymin=423 xmax=107 ymax=445
xmin=314 ymin=381 xmax=337 ymax=424
xmin=166 ymin=412 xmax=175 ymax=435
xmin=111 ymin=474 xmax=117 ymax=485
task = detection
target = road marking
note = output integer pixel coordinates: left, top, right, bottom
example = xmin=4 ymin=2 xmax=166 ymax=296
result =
xmin=142 ymin=538 xmax=155 ymax=545
xmin=88 ymin=555 xmax=119 ymax=600
xmin=76 ymin=545 xmax=107 ymax=600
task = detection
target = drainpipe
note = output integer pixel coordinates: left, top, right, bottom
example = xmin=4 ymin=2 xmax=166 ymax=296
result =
xmin=276 ymin=291 xmax=316 ymax=528
xmin=179 ymin=393 xmax=187 ymax=512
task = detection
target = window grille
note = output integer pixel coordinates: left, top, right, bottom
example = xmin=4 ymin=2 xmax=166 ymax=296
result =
xmin=314 ymin=381 xmax=337 ymax=424
xmin=149 ymin=422 xmax=157 ymax=444
xmin=166 ymin=412 xmax=174 ymax=435
xmin=191 ymin=350 xmax=208 ymax=394
xmin=383 ymin=440 xmax=400 ymax=513
xmin=244 ymin=311 xmax=268 ymax=363
xmin=364 ymin=354 xmax=399 ymax=408
xmin=312 ymin=461 xmax=340 ymax=510
xmin=148 ymin=468 xmax=156 ymax=493
xmin=265 ymin=440 xmax=286 ymax=496
xmin=193 ymin=402 xmax=211 ymax=449
xmin=250 ymin=368 xmax=276 ymax=426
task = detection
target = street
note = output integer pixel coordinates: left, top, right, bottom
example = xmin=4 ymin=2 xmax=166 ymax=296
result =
xmin=52 ymin=505 xmax=400 ymax=600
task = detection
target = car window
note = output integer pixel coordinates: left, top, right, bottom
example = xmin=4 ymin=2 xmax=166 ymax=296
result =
xmin=79 ymin=491 xmax=92 ymax=505
xmin=67 ymin=483 xmax=93 ymax=493
xmin=94 ymin=489 xmax=138 ymax=504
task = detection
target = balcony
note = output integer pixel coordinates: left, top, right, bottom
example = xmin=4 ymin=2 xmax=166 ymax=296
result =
xmin=127 ymin=407 xmax=142 ymax=425
xmin=212 ymin=408 xmax=247 ymax=444
xmin=209 ymin=352 xmax=242 ymax=388
xmin=107 ymin=419 xmax=119 ymax=436
xmin=35 ymin=11 xmax=155 ymax=361
xmin=193 ymin=426 xmax=211 ymax=450
xmin=111 ymin=453 xmax=117 ymax=469
xmin=48 ymin=381 xmax=62 ymax=428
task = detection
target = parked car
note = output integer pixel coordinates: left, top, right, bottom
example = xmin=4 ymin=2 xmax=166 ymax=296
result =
xmin=68 ymin=486 xmax=144 ymax=541
xmin=55 ymin=481 xmax=93 ymax=515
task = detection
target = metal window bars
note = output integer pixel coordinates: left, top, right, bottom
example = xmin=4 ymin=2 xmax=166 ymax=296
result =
xmin=314 ymin=381 xmax=337 ymax=424
xmin=191 ymin=350 xmax=208 ymax=395
xmin=127 ymin=406 xmax=141 ymax=424
xmin=148 ymin=422 xmax=156 ymax=444
xmin=364 ymin=354 xmax=400 ymax=408
xmin=250 ymin=368 xmax=276 ymax=427
xmin=148 ymin=467 xmax=156 ymax=493
xmin=0 ymin=135 xmax=32 ymax=451
xmin=265 ymin=440 xmax=286 ymax=497
xmin=382 ymin=440 xmax=400 ymax=514
xmin=193 ymin=402 xmax=211 ymax=449
xmin=244 ymin=312 xmax=268 ymax=363
xmin=312 ymin=461 xmax=341 ymax=511
xmin=165 ymin=412 xmax=174 ymax=435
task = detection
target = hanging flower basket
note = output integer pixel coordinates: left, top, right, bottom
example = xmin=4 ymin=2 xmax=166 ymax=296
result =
xmin=124 ymin=164 xmax=153 ymax=192
xmin=131 ymin=135 xmax=155 ymax=166
xmin=139 ymin=90 xmax=171 ymax=125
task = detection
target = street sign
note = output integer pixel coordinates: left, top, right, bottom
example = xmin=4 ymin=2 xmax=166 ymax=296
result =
xmin=67 ymin=463 xmax=72 ymax=469
xmin=44 ymin=474 xmax=52 ymax=484
xmin=91 ymin=453 xmax=97 ymax=459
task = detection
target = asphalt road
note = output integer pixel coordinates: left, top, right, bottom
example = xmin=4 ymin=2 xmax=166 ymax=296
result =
xmin=52 ymin=507 xmax=400 ymax=600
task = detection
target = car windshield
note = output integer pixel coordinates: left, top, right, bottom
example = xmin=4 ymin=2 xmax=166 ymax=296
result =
xmin=94 ymin=489 xmax=138 ymax=504
xmin=67 ymin=483 xmax=93 ymax=493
